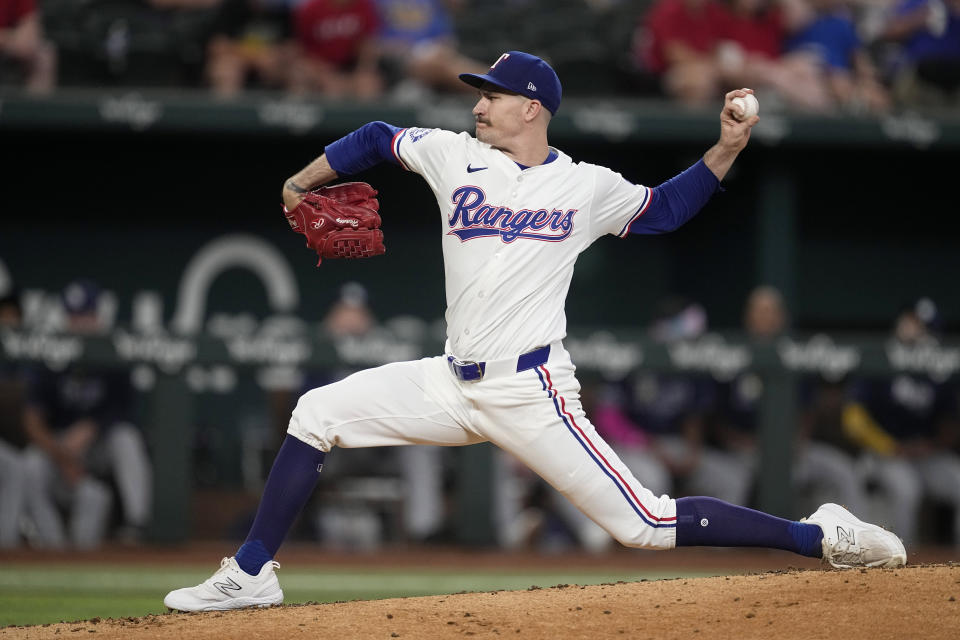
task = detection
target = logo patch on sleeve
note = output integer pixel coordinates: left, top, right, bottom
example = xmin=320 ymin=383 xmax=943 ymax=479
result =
xmin=407 ymin=127 xmax=433 ymax=143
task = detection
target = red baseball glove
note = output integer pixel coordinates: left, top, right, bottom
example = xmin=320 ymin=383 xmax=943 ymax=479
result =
xmin=283 ymin=182 xmax=384 ymax=265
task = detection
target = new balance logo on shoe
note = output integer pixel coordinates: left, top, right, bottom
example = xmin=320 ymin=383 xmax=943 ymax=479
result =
xmin=164 ymin=557 xmax=284 ymax=611
xmin=213 ymin=578 xmax=242 ymax=596
xmin=837 ymin=525 xmax=855 ymax=544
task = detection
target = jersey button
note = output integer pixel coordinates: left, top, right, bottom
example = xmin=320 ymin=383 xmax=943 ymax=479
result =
xmin=478 ymin=291 xmax=485 ymax=298
xmin=516 ymin=176 xmax=523 ymax=182
xmin=464 ymin=329 xmax=471 ymax=335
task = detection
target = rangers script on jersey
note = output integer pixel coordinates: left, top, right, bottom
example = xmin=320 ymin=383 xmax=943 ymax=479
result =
xmin=392 ymin=127 xmax=652 ymax=361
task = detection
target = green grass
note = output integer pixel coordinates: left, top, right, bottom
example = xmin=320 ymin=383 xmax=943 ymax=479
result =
xmin=0 ymin=564 xmax=720 ymax=627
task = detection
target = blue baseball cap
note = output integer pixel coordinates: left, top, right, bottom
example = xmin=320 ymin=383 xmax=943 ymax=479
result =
xmin=460 ymin=51 xmax=562 ymax=115
xmin=62 ymin=279 xmax=101 ymax=315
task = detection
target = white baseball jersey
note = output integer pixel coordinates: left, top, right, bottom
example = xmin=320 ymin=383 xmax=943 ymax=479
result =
xmin=391 ymin=127 xmax=652 ymax=361
xmin=288 ymin=126 xmax=677 ymax=552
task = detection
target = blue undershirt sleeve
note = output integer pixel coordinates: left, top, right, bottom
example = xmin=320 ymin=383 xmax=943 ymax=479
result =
xmin=324 ymin=121 xmax=403 ymax=176
xmin=628 ymin=159 xmax=722 ymax=235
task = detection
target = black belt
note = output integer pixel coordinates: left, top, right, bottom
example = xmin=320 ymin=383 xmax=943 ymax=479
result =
xmin=447 ymin=344 xmax=552 ymax=382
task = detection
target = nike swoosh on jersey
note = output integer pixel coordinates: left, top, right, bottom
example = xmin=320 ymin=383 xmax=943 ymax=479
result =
xmin=466 ymin=164 xmax=488 ymax=173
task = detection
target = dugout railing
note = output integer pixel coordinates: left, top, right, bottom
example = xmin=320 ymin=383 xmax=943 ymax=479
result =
xmin=3 ymin=327 xmax=957 ymax=545
xmin=3 ymin=90 xmax=960 ymax=146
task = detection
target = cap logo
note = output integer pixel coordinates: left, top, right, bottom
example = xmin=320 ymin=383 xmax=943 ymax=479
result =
xmin=490 ymin=53 xmax=510 ymax=69
xmin=459 ymin=51 xmax=561 ymax=115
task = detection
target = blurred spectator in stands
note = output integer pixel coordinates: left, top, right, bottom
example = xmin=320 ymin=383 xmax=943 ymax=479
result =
xmin=373 ymin=0 xmax=487 ymax=99
xmin=742 ymin=283 xmax=787 ymax=340
xmin=720 ymin=285 xmax=867 ymax=514
xmin=842 ymin=298 xmax=960 ymax=546
xmin=304 ymin=283 xmax=445 ymax=548
xmin=632 ymin=0 xmax=727 ymax=104
xmin=22 ymin=279 xmax=153 ymax=549
xmin=709 ymin=285 xmax=788 ymax=506
xmin=205 ymin=0 xmax=298 ymax=97
xmin=289 ymin=0 xmax=384 ymax=98
xmin=881 ymin=0 xmax=960 ymax=106
xmin=0 ymin=288 xmax=27 ymax=548
xmin=0 ymin=0 xmax=56 ymax=93
xmin=796 ymin=370 xmax=869 ymax=514
xmin=609 ymin=300 xmax=720 ymax=493
xmin=322 ymin=280 xmax=376 ymax=341
xmin=0 ymin=286 xmax=21 ymax=328
xmin=713 ymin=0 xmax=835 ymax=110
xmin=632 ymin=0 xmax=832 ymax=109
xmin=615 ymin=297 xmax=716 ymax=500
xmin=782 ymin=0 xmax=891 ymax=113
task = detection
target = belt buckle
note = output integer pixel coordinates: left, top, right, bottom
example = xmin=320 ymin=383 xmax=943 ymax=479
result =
xmin=449 ymin=357 xmax=484 ymax=381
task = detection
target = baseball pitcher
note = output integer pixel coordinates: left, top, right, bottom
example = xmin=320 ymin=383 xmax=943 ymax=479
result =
xmin=165 ymin=51 xmax=906 ymax=612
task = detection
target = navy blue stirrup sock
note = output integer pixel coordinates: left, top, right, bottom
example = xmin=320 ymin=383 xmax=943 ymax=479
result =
xmin=676 ymin=496 xmax=823 ymax=558
xmin=235 ymin=436 xmax=326 ymax=575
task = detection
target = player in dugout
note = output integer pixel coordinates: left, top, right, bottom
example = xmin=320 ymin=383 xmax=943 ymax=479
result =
xmin=165 ymin=50 xmax=906 ymax=612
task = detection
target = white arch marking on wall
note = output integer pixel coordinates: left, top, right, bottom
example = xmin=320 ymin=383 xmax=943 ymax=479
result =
xmin=172 ymin=234 xmax=299 ymax=334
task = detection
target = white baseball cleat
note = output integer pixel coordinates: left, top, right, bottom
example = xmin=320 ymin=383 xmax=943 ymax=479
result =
xmin=802 ymin=503 xmax=907 ymax=569
xmin=164 ymin=557 xmax=283 ymax=612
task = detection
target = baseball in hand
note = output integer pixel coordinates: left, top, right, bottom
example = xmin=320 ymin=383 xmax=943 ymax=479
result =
xmin=731 ymin=93 xmax=759 ymax=121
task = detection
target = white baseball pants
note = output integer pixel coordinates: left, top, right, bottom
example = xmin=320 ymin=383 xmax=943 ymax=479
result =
xmin=288 ymin=343 xmax=677 ymax=550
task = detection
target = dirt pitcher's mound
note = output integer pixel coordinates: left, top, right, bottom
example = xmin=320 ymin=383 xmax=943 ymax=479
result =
xmin=3 ymin=564 xmax=958 ymax=640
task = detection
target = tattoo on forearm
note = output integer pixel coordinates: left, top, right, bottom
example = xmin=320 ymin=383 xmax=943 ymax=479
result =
xmin=285 ymin=180 xmax=309 ymax=194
